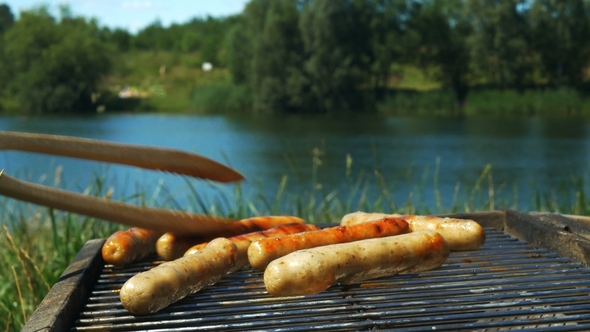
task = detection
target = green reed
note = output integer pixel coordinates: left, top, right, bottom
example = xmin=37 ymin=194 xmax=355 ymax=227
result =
xmin=2 ymin=159 xmax=590 ymax=331
xmin=378 ymin=87 xmax=590 ymax=117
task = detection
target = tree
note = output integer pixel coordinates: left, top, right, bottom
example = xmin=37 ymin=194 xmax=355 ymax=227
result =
xmin=108 ymin=28 xmax=132 ymax=52
xmin=408 ymin=0 xmax=473 ymax=104
xmin=2 ymin=8 xmax=112 ymax=113
xmin=362 ymin=0 xmax=414 ymax=98
xmin=466 ymin=0 xmax=534 ymax=90
xmin=0 ymin=3 xmax=14 ymax=35
xmin=226 ymin=18 xmax=251 ymax=85
xmin=0 ymin=3 xmax=14 ymax=94
xmin=530 ymin=0 xmax=590 ymax=88
xmin=251 ymin=0 xmax=304 ymax=113
xmin=299 ymin=0 xmax=373 ymax=113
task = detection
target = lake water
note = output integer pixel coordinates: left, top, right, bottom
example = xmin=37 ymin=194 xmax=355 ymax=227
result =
xmin=1 ymin=113 xmax=590 ymax=214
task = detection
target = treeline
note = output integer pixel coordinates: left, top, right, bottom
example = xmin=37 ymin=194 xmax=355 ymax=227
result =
xmin=1 ymin=1 xmax=590 ymax=114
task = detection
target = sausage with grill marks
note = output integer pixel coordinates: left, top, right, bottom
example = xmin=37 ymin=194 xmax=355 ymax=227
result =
xmin=184 ymin=223 xmax=319 ymax=272
xmin=218 ymin=215 xmax=307 ymax=237
xmin=106 ymin=215 xmax=306 ymax=265
xmin=340 ymin=212 xmax=485 ymax=251
xmin=264 ymin=230 xmax=450 ymax=296
xmin=248 ymin=217 xmax=410 ymax=270
xmin=101 ymin=227 xmax=161 ymax=267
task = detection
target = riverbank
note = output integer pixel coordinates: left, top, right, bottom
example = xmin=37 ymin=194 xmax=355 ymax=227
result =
xmin=2 ymin=51 xmax=590 ymax=117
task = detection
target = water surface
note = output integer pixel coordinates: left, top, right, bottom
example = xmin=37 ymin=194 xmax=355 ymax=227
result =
xmin=1 ymin=113 xmax=588 ymax=214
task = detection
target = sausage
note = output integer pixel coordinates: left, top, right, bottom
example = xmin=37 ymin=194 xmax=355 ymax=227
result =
xmin=264 ymin=230 xmax=449 ymax=296
xmin=184 ymin=223 xmax=319 ymax=272
xmin=120 ymin=237 xmax=238 ymax=315
xmin=156 ymin=233 xmax=207 ymax=261
xmin=101 ymin=227 xmax=161 ymax=267
xmin=340 ymin=212 xmax=485 ymax=251
xmin=111 ymin=215 xmax=306 ymax=264
xmin=216 ymin=215 xmax=307 ymax=236
xmin=248 ymin=217 xmax=410 ymax=270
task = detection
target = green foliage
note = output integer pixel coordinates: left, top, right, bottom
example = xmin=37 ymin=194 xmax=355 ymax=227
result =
xmin=129 ymin=16 xmax=236 ymax=67
xmin=529 ymin=0 xmax=590 ymax=87
xmin=252 ymin=0 xmax=305 ymax=113
xmin=189 ymin=83 xmax=251 ymax=113
xmin=1 ymin=8 xmax=112 ymax=114
xmin=464 ymin=87 xmax=590 ymax=116
xmin=377 ymin=89 xmax=460 ymax=116
xmin=466 ymin=0 xmax=535 ymax=90
xmin=0 ymin=3 xmax=14 ymax=35
xmin=0 ymin=3 xmax=14 ymax=93
xmin=298 ymin=0 xmax=373 ymax=113
xmin=3 ymin=0 xmax=590 ymax=115
xmin=407 ymin=0 xmax=472 ymax=103
xmin=107 ymin=28 xmax=132 ymax=52
xmin=233 ymin=0 xmax=393 ymax=114
xmin=377 ymin=87 xmax=590 ymax=116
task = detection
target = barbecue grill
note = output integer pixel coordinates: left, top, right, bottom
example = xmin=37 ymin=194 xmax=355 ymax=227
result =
xmin=22 ymin=210 xmax=590 ymax=331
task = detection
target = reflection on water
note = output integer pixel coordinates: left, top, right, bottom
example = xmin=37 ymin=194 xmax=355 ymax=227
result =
xmin=1 ymin=113 xmax=590 ymax=214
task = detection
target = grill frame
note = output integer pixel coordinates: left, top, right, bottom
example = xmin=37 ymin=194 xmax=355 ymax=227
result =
xmin=22 ymin=210 xmax=590 ymax=332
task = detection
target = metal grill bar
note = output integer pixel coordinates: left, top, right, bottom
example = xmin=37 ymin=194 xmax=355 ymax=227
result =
xmin=71 ymin=228 xmax=590 ymax=331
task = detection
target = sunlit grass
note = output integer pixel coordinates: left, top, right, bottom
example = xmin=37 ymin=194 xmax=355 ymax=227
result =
xmin=2 ymin=160 xmax=590 ymax=331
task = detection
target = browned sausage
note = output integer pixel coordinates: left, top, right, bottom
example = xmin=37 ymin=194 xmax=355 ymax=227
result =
xmin=156 ymin=233 xmax=207 ymax=261
xmin=101 ymin=227 xmax=161 ymax=267
xmin=156 ymin=215 xmax=307 ymax=261
xmin=248 ymin=217 xmax=410 ymax=270
xmin=218 ymin=215 xmax=307 ymax=235
xmin=184 ymin=223 xmax=319 ymax=272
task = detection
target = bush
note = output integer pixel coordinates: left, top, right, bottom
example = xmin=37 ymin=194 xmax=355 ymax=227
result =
xmin=1 ymin=8 xmax=112 ymax=114
xmin=189 ymin=83 xmax=252 ymax=113
xmin=377 ymin=89 xmax=459 ymax=116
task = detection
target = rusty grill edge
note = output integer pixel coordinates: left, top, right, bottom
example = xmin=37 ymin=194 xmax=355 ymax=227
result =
xmin=22 ymin=210 xmax=590 ymax=331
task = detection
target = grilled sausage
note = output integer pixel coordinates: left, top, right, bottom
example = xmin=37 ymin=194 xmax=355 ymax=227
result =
xmin=185 ymin=223 xmax=319 ymax=272
xmin=264 ymin=230 xmax=449 ymax=296
xmin=248 ymin=217 xmax=410 ymax=270
xmin=217 ymin=215 xmax=307 ymax=236
xmin=110 ymin=215 xmax=305 ymax=264
xmin=156 ymin=233 xmax=207 ymax=261
xmin=120 ymin=237 xmax=238 ymax=315
xmin=101 ymin=227 xmax=161 ymax=267
xmin=340 ymin=212 xmax=485 ymax=251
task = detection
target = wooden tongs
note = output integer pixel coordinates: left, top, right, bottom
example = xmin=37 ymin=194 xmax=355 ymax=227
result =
xmin=0 ymin=131 xmax=244 ymax=236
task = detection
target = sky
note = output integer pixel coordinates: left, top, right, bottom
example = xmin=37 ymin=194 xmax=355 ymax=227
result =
xmin=3 ymin=0 xmax=249 ymax=33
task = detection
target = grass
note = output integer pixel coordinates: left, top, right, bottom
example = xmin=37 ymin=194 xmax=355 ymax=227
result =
xmin=101 ymin=51 xmax=234 ymax=113
xmin=388 ymin=63 xmax=442 ymax=91
xmin=377 ymin=87 xmax=590 ymax=117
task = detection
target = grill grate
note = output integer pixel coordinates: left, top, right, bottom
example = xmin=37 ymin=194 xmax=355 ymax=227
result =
xmin=72 ymin=228 xmax=590 ymax=331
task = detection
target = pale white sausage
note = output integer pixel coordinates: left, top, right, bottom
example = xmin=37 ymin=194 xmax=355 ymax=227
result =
xmin=341 ymin=212 xmax=485 ymax=251
xmin=264 ymin=230 xmax=449 ymax=296
xmin=120 ymin=237 xmax=237 ymax=315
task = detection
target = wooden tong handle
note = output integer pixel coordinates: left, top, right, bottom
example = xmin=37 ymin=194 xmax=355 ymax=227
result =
xmin=0 ymin=131 xmax=244 ymax=183
xmin=0 ymin=170 xmax=237 ymax=236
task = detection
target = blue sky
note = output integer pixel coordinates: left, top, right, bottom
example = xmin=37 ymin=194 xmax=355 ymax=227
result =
xmin=3 ymin=0 xmax=249 ymax=33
